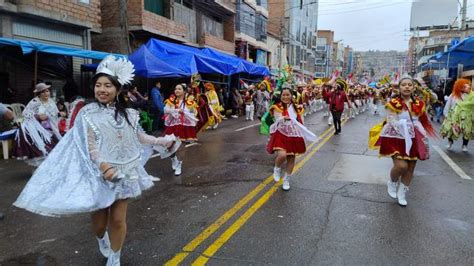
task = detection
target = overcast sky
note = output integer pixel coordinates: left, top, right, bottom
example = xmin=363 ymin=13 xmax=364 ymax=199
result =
xmin=317 ymin=0 xmax=415 ymax=52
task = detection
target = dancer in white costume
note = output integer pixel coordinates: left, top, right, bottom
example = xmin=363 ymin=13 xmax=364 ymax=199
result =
xmin=14 ymin=56 xmax=177 ymax=266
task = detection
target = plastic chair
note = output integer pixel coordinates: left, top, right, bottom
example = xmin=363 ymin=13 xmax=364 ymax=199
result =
xmin=0 ymin=129 xmax=17 ymax=160
xmin=6 ymin=103 xmax=25 ymax=122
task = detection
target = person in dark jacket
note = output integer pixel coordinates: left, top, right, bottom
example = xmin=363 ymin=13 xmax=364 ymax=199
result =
xmin=150 ymin=81 xmax=165 ymax=131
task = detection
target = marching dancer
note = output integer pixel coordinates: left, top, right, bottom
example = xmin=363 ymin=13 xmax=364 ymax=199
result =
xmin=267 ymin=87 xmax=317 ymax=191
xmin=163 ymin=83 xmax=199 ymax=175
xmin=13 ymin=56 xmax=177 ymax=265
xmin=13 ymin=83 xmax=62 ymax=165
xmin=374 ymin=77 xmax=436 ymax=206
xmin=440 ymin=79 xmax=472 ymax=152
xmin=244 ymin=85 xmax=256 ymax=121
xmin=204 ymin=82 xmax=223 ymax=129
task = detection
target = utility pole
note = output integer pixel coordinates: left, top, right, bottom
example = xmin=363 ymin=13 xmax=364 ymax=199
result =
xmin=119 ymin=0 xmax=131 ymax=54
xmin=279 ymin=21 xmax=283 ymax=69
xmin=461 ymin=0 xmax=468 ymax=40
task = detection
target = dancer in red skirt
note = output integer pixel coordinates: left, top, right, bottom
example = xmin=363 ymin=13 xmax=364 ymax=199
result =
xmin=376 ymin=77 xmax=436 ymax=206
xmin=267 ymin=87 xmax=317 ymax=191
xmin=163 ymin=83 xmax=199 ymax=175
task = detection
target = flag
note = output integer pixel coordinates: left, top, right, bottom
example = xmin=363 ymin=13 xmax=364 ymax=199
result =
xmin=239 ymin=79 xmax=249 ymax=89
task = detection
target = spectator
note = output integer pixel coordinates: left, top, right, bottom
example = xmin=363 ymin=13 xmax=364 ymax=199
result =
xmin=128 ymin=86 xmax=148 ymax=110
xmin=231 ymin=88 xmax=244 ymax=118
xmin=150 ymin=81 xmax=165 ymax=131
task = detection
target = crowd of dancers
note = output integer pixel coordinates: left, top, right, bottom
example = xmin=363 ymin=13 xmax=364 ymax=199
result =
xmin=3 ymin=55 xmax=473 ymax=265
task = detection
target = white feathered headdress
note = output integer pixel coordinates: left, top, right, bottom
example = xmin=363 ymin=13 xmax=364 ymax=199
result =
xmin=96 ymin=55 xmax=135 ymax=86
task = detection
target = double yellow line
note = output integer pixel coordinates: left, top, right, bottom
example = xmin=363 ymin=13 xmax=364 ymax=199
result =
xmin=166 ymin=122 xmax=346 ymax=265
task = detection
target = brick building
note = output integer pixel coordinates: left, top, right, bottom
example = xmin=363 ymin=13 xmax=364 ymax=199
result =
xmin=94 ymin=0 xmax=236 ymax=54
xmin=0 ymin=0 xmax=102 ymax=103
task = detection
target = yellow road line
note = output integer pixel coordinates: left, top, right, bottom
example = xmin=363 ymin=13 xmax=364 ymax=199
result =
xmin=165 ymin=123 xmax=340 ymax=265
xmin=164 ymin=177 xmax=273 ymax=265
xmin=191 ymin=125 xmax=340 ymax=265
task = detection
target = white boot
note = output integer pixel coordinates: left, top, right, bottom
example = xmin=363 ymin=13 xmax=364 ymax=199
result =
xmin=171 ymin=156 xmax=179 ymax=170
xmin=273 ymin=166 xmax=282 ymax=182
xmin=249 ymin=105 xmax=255 ymax=121
xmin=96 ymin=232 xmax=111 ymax=258
xmin=106 ymin=249 xmax=121 ymax=266
xmin=245 ymin=105 xmax=251 ymax=120
xmin=282 ymin=174 xmax=290 ymax=191
xmin=387 ymin=180 xmax=398 ymax=199
xmin=397 ymin=183 xmax=409 ymax=206
xmin=446 ymin=141 xmax=453 ymax=150
xmin=174 ymin=160 xmax=182 ymax=176
xmin=462 ymin=145 xmax=468 ymax=152
xmin=150 ymin=176 xmax=161 ymax=182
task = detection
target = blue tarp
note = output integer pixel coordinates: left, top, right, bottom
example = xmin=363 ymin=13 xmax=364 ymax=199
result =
xmin=201 ymin=48 xmax=270 ymax=76
xmin=140 ymin=38 xmax=270 ymax=76
xmin=128 ymin=45 xmax=188 ymax=78
xmin=0 ymin=37 xmax=123 ymax=60
xmin=429 ymin=36 xmax=474 ymax=69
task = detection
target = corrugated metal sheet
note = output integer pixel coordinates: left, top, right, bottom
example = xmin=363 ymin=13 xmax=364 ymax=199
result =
xmin=12 ymin=22 xmax=84 ymax=47
xmin=10 ymin=21 xmax=89 ymax=102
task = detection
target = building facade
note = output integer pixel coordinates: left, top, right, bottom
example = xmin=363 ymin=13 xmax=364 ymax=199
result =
xmin=268 ymin=0 xmax=319 ymax=81
xmin=0 ymin=0 xmax=101 ymax=103
xmin=343 ymin=46 xmax=354 ymax=77
xmin=234 ymin=0 xmax=269 ymax=65
xmin=332 ymin=41 xmax=344 ymax=74
xmin=315 ymin=30 xmax=334 ymax=78
xmin=95 ymin=0 xmax=236 ymax=54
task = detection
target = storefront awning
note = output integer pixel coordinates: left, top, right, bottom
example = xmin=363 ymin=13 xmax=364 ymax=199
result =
xmin=0 ymin=37 xmax=123 ymax=60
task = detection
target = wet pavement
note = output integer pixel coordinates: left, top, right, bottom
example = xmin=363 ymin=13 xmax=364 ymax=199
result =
xmin=0 ymin=109 xmax=473 ymax=265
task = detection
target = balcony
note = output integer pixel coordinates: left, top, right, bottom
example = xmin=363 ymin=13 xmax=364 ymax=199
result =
xmin=200 ymin=0 xmax=236 ymax=15
xmin=128 ymin=0 xmax=188 ymax=42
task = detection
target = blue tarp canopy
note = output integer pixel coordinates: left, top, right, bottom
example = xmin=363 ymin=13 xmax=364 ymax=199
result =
xmin=129 ymin=45 xmax=188 ymax=78
xmin=429 ymin=36 xmax=474 ymax=69
xmin=200 ymin=48 xmax=270 ymax=76
xmin=137 ymin=38 xmax=270 ymax=76
xmin=0 ymin=37 xmax=123 ymax=60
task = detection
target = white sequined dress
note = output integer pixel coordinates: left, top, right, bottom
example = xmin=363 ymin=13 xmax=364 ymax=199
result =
xmin=14 ymin=103 xmax=164 ymax=217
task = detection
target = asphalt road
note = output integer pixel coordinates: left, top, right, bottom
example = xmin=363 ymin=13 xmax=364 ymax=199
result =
xmin=0 ymin=107 xmax=472 ymax=265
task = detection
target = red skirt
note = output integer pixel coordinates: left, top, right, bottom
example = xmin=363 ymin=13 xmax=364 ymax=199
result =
xmin=267 ymin=131 xmax=306 ymax=155
xmin=164 ymin=125 xmax=197 ymax=141
xmin=379 ymin=136 xmax=419 ymax=160
xmin=13 ymin=127 xmax=59 ymax=159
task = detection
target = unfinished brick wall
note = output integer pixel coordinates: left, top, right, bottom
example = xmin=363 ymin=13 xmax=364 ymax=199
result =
xmin=15 ymin=0 xmax=101 ymax=29
xmin=267 ymin=0 xmax=284 ymax=38
xmin=201 ymin=32 xmax=235 ymax=53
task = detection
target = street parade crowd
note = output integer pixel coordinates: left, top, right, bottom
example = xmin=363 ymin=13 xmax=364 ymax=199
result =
xmin=1 ymin=55 xmax=473 ymax=265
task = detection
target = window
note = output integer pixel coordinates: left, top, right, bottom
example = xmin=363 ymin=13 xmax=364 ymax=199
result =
xmin=255 ymin=14 xmax=267 ymax=42
xmin=236 ymin=1 xmax=256 ymax=38
xmin=78 ymin=0 xmax=90 ymax=4
xmin=145 ymin=0 xmax=165 ymax=16
xmin=256 ymin=0 xmax=268 ymax=9
xmin=203 ymin=15 xmax=224 ymax=38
